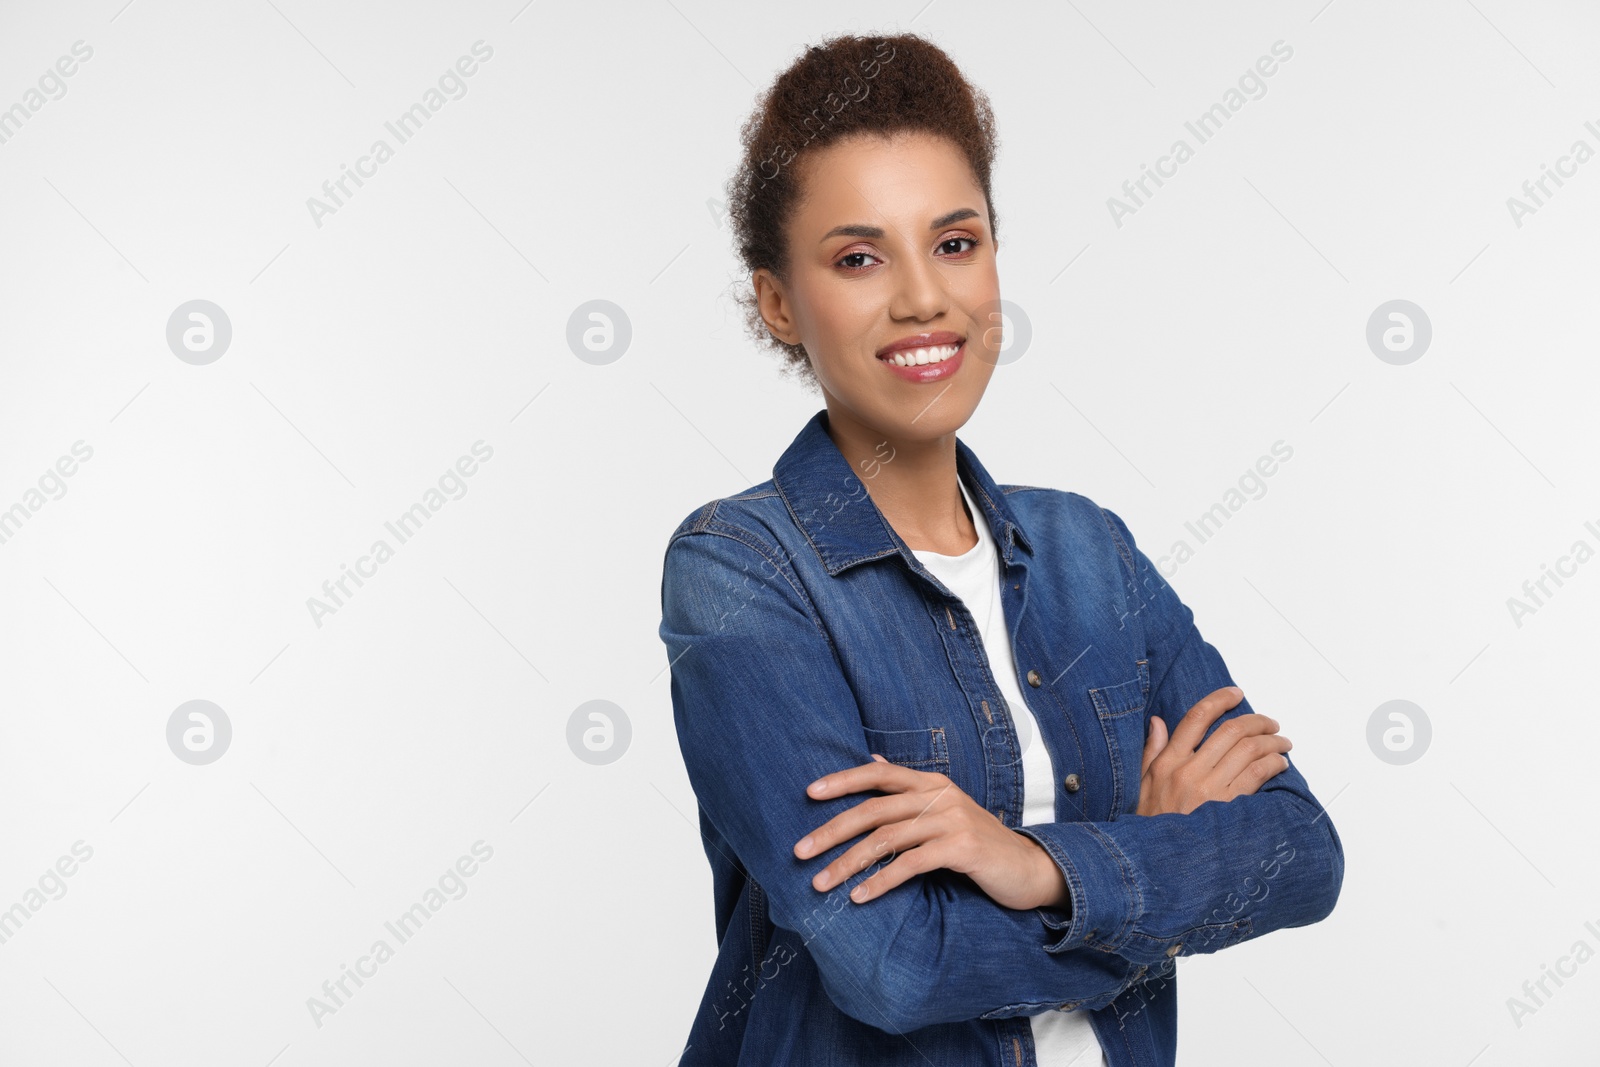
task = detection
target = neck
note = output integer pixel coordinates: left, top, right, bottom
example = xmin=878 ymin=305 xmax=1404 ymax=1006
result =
xmin=821 ymin=403 xmax=977 ymax=555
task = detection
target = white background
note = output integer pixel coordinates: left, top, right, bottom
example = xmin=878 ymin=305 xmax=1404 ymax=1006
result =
xmin=1 ymin=1 xmax=1596 ymax=1064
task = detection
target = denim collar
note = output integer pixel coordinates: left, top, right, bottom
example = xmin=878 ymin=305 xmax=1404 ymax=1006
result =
xmin=772 ymin=408 xmax=1034 ymax=577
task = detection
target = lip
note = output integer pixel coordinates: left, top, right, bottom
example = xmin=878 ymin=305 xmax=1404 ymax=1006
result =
xmin=876 ymin=337 xmax=966 ymax=383
xmin=876 ymin=330 xmax=965 ymax=358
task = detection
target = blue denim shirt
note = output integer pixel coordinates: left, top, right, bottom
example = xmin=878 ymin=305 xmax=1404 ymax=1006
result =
xmin=658 ymin=409 xmax=1344 ymax=1066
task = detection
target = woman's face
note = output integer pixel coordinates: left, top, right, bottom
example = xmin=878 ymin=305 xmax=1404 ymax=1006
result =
xmin=755 ymin=130 xmax=1002 ymax=441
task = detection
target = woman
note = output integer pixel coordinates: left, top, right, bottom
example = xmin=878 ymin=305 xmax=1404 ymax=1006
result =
xmin=658 ymin=32 xmax=1344 ymax=1067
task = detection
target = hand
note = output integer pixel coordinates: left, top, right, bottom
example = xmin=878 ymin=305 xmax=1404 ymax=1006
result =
xmin=1136 ymin=686 xmax=1292 ymax=817
xmin=794 ymin=754 xmax=1063 ymax=910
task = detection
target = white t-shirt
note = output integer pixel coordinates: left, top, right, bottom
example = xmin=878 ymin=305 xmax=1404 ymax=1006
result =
xmin=910 ymin=473 xmax=1108 ymax=1067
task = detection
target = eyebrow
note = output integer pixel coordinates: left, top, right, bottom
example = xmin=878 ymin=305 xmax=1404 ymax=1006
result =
xmin=819 ymin=207 xmax=981 ymax=243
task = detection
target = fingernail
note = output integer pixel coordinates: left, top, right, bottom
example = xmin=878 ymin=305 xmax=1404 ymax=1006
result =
xmin=797 ymin=835 xmax=813 ymax=854
xmin=850 ymin=885 xmax=867 ymax=902
xmin=809 ymin=779 xmax=828 ymax=796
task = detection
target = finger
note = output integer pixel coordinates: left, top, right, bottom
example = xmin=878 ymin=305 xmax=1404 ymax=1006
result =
xmin=1208 ymin=732 xmax=1291 ymax=791
xmin=1141 ymin=713 xmax=1169 ymax=776
xmin=812 ymin=811 xmax=946 ymax=893
xmin=796 ymin=789 xmax=934 ymax=862
xmin=807 ymin=759 xmax=915 ymax=800
xmin=842 ymin=832 xmax=946 ymax=902
xmin=1168 ymin=687 xmax=1245 ymax=754
xmin=1223 ymin=751 xmax=1292 ymax=800
xmin=1189 ymin=714 xmax=1282 ymax=774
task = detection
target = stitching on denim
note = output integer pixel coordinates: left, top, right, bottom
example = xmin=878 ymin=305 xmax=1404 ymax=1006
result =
xmin=1097 ymin=697 xmax=1127 ymax=817
xmin=1112 ymin=1008 xmax=1142 ymax=1058
xmin=942 ymin=598 xmax=1015 ymax=819
xmin=1090 ymin=676 xmax=1146 ymax=717
xmin=862 ymin=725 xmax=949 ymax=773
xmin=1098 ymin=507 xmax=1137 ymax=579
xmin=1090 ymin=672 xmax=1149 ymax=818
xmin=669 ymin=498 xmax=719 ymax=541
xmin=1095 ymin=509 xmax=1156 ymax=690
xmin=772 ymin=471 xmax=901 ymax=574
xmin=684 ymin=508 xmax=837 ymax=650
xmin=981 ymin=641 xmax=1021 ymax=812
xmin=748 ymin=877 xmax=771 ymax=965
xmin=1088 ymin=824 xmax=1139 ymax=946
xmin=1088 ymin=688 xmax=1120 ymax=815
xmin=1122 ymin=917 xmax=1243 ymax=957
xmin=1021 ymin=827 xmax=1091 ymax=949
xmin=1081 ymin=821 xmax=1143 ymax=948
xmin=773 ymin=474 xmax=840 ymax=572
xmin=963 ymin=470 xmax=1025 ymax=561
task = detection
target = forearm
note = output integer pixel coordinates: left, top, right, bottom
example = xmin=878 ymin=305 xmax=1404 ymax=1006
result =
xmin=1016 ymin=775 xmax=1342 ymax=967
xmin=1065 ymin=506 xmax=1346 ymax=966
xmin=774 ymin=857 xmax=1162 ymax=1032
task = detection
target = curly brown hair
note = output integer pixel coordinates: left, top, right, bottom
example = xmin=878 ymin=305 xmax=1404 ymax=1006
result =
xmin=724 ymin=32 xmax=1001 ymax=390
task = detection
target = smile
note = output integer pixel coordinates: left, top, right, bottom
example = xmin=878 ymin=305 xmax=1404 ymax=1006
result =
xmin=875 ymin=338 xmax=966 ymax=383
xmin=878 ymin=343 xmax=961 ymax=367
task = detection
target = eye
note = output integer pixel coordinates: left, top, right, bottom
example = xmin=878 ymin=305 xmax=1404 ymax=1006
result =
xmin=834 ymin=235 xmax=979 ymax=273
xmin=835 ymin=249 xmax=882 ymax=272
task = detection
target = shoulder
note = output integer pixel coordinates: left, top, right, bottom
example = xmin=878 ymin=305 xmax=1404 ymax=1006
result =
xmin=999 ymin=483 xmax=1140 ymax=553
xmin=664 ymin=479 xmax=789 ymax=552
xmin=658 ymin=481 xmax=825 ymax=629
xmin=659 ymin=480 xmax=811 ymax=594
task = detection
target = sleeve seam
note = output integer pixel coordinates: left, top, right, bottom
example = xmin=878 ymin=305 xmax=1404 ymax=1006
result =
xmin=1098 ymin=505 xmax=1138 ymax=580
xmin=1097 ymin=504 xmax=1177 ymax=651
xmin=667 ymin=521 xmax=837 ymax=655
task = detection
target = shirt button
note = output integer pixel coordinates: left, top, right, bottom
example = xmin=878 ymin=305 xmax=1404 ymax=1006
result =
xmin=1166 ymin=943 xmax=1182 ymax=957
xmin=1063 ymin=773 xmax=1081 ymax=793
xmin=1026 ymin=669 xmax=1042 ymax=687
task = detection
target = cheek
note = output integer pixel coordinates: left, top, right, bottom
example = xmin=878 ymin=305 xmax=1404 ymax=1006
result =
xmin=793 ymin=275 xmax=876 ymax=358
xmin=813 ymin=280 xmax=877 ymax=338
xmin=960 ymin=267 xmax=1003 ymax=315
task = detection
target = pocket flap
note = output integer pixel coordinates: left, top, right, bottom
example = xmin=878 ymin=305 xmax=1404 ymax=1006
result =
xmin=861 ymin=725 xmax=948 ymax=770
xmin=1089 ymin=660 xmax=1150 ymax=718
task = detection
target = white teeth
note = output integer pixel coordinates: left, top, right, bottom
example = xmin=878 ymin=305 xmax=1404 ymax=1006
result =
xmin=884 ymin=343 xmax=960 ymax=367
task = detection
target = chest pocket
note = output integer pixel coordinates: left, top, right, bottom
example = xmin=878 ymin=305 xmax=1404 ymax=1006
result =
xmin=861 ymin=725 xmax=949 ymax=775
xmin=1089 ymin=660 xmax=1150 ymax=818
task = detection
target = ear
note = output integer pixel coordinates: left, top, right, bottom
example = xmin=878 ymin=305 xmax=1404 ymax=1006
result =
xmin=753 ymin=268 xmax=800 ymax=346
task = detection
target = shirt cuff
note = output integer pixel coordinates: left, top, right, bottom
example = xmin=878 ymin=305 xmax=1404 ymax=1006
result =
xmin=1015 ymin=821 xmax=1141 ymax=955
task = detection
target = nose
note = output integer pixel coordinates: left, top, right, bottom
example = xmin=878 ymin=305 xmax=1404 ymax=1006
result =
xmin=887 ymin=242 xmax=951 ymax=323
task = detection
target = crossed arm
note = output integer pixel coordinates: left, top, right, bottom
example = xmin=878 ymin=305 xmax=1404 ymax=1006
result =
xmin=659 ymin=511 xmax=1345 ymax=1034
xmin=794 ymin=683 xmax=1292 ymax=916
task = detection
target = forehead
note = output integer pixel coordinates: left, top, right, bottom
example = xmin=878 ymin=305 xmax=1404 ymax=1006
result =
xmin=790 ymin=131 xmax=983 ymax=225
